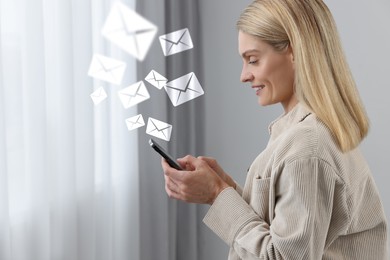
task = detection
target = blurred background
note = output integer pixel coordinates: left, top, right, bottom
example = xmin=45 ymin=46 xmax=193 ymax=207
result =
xmin=0 ymin=0 xmax=389 ymax=259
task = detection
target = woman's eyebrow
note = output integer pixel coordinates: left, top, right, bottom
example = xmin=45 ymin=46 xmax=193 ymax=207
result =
xmin=241 ymin=49 xmax=260 ymax=58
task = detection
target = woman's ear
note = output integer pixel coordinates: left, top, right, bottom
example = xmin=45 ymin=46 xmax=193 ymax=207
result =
xmin=287 ymin=45 xmax=295 ymax=69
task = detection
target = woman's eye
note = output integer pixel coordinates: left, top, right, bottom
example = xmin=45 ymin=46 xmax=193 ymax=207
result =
xmin=249 ymin=60 xmax=258 ymax=64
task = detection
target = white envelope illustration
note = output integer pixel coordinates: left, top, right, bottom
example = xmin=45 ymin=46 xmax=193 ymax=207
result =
xmin=159 ymin=28 xmax=194 ymax=56
xmin=126 ymin=114 xmax=145 ymax=131
xmin=118 ymin=81 xmax=150 ymax=109
xmin=102 ymin=2 xmax=157 ymax=61
xmin=88 ymin=54 xmax=126 ymax=85
xmin=90 ymin=86 xmax=108 ymax=105
xmin=145 ymin=70 xmax=168 ymax=89
xmin=164 ymin=72 xmax=204 ymax=107
xmin=146 ymin=117 xmax=172 ymax=141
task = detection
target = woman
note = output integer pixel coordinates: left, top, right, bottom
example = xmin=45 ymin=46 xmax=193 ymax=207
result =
xmin=161 ymin=0 xmax=388 ymax=259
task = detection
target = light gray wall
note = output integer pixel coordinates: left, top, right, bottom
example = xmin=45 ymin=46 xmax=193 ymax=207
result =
xmin=198 ymin=0 xmax=390 ymax=258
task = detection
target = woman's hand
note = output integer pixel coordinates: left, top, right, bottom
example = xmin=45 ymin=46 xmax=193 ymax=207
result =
xmin=197 ymin=156 xmax=236 ymax=189
xmin=161 ymin=155 xmax=230 ymax=205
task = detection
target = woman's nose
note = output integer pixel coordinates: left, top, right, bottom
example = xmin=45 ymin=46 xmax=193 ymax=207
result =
xmin=240 ymin=68 xmax=253 ymax=83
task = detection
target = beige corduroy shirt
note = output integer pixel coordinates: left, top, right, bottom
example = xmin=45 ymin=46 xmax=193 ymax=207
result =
xmin=203 ymin=103 xmax=388 ymax=259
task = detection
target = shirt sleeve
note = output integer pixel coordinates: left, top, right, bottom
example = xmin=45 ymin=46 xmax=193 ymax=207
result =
xmin=235 ymin=182 xmax=243 ymax=196
xmin=203 ymin=157 xmax=341 ymax=259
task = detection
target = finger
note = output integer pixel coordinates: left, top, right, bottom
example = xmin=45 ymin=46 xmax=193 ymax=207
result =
xmin=175 ymin=159 xmax=194 ymax=171
xmin=164 ymin=174 xmax=180 ymax=191
xmin=197 ymin=156 xmax=212 ymax=161
xmin=165 ymin=182 xmax=181 ymax=199
xmin=178 ymin=155 xmax=207 ymax=169
xmin=198 ymin=156 xmax=225 ymax=176
xmin=164 ymin=174 xmax=186 ymax=200
xmin=198 ymin=156 xmax=217 ymax=167
xmin=161 ymin=157 xmax=180 ymax=174
xmin=177 ymin=154 xmax=196 ymax=164
xmin=161 ymin=158 xmax=186 ymax=181
xmin=177 ymin=155 xmax=198 ymax=171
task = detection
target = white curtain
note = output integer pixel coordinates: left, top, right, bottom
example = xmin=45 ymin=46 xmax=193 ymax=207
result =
xmin=0 ymin=0 xmax=140 ymax=259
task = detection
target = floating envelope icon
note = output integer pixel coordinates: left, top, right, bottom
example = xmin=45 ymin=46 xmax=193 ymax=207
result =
xmin=126 ymin=114 xmax=145 ymax=131
xmin=145 ymin=70 xmax=168 ymax=89
xmin=146 ymin=117 xmax=172 ymax=142
xmin=164 ymin=72 xmax=204 ymax=107
xmin=118 ymin=81 xmax=150 ymax=109
xmin=159 ymin=28 xmax=194 ymax=56
xmin=90 ymin=86 xmax=108 ymax=105
xmin=88 ymin=54 xmax=127 ymax=85
xmin=102 ymin=2 xmax=158 ymax=61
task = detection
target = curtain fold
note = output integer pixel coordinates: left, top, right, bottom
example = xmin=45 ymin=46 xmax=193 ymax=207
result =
xmin=136 ymin=0 xmax=206 ymax=259
xmin=0 ymin=0 xmax=139 ymax=259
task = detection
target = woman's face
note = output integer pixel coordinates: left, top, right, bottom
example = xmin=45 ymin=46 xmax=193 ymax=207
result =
xmin=239 ymin=31 xmax=297 ymax=112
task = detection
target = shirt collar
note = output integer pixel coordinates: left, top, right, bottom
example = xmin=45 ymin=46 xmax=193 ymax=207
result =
xmin=268 ymin=103 xmax=312 ymax=141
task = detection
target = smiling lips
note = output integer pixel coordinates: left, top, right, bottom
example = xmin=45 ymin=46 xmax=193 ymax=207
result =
xmin=252 ymin=85 xmax=265 ymax=95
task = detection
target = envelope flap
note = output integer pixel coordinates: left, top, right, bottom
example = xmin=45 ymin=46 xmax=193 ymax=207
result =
xmin=145 ymin=70 xmax=164 ymax=81
xmin=150 ymin=118 xmax=171 ymax=131
xmin=135 ymin=115 xmax=143 ymax=124
xmin=159 ymin=28 xmax=193 ymax=56
xmin=92 ymin=87 xmax=103 ymax=97
xmin=123 ymin=10 xmax=156 ymax=33
xmin=88 ymin=54 xmax=127 ymax=85
xmin=146 ymin=117 xmax=172 ymax=141
xmin=104 ymin=2 xmax=157 ymax=34
xmin=126 ymin=114 xmax=145 ymax=131
xmin=121 ymin=81 xmax=148 ymax=97
xmin=127 ymin=115 xmax=139 ymax=123
xmin=165 ymin=73 xmax=198 ymax=92
xmin=97 ymin=88 xmax=104 ymax=96
xmin=152 ymin=71 xmax=167 ymax=81
xmin=101 ymin=2 xmax=157 ymax=61
xmin=120 ymin=84 xmax=139 ymax=97
xmin=160 ymin=28 xmax=189 ymax=44
xmin=94 ymin=54 xmax=125 ymax=71
xmin=128 ymin=114 xmax=144 ymax=124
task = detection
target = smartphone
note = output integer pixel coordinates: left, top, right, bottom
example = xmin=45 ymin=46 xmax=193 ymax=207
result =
xmin=149 ymin=138 xmax=183 ymax=170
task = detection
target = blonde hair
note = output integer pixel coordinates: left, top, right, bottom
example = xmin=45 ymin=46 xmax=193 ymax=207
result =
xmin=237 ymin=0 xmax=369 ymax=152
